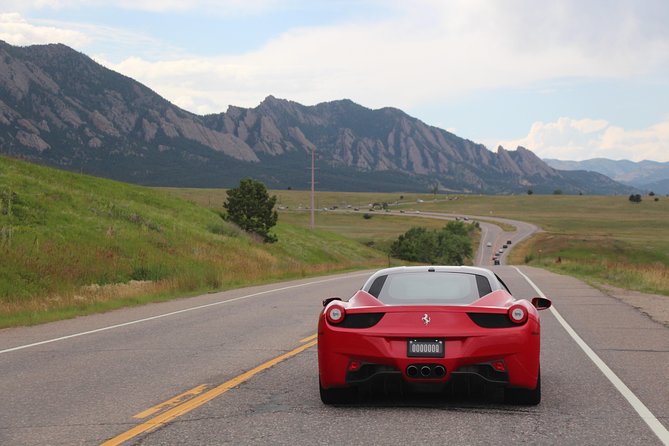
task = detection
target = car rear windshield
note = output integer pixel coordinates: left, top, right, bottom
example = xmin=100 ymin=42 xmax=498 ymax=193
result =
xmin=371 ymin=272 xmax=491 ymax=305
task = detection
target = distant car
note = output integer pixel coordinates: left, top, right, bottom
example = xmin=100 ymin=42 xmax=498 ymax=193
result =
xmin=494 ymin=258 xmax=500 ymax=265
xmin=318 ymin=266 xmax=551 ymax=405
xmin=507 ymin=240 xmax=512 ymax=245
xmin=503 ymin=244 xmax=508 ymax=249
xmin=486 ymin=242 xmax=492 ymax=247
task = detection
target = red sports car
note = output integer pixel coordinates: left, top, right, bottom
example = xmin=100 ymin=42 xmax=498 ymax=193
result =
xmin=318 ymin=266 xmax=551 ymax=405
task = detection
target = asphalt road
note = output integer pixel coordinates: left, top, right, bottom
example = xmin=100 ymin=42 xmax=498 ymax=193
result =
xmin=1 ymin=221 xmax=667 ymax=445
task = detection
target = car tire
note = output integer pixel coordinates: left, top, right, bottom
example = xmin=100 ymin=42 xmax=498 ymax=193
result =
xmin=504 ymin=369 xmax=541 ymax=405
xmin=319 ymin=380 xmax=356 ymax=405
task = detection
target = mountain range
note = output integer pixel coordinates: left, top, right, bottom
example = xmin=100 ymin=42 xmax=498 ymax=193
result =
xmin=544 ymin=158 xmax=669 ymax=195
xmin=0 ymin=40 xmax=634 ymax=194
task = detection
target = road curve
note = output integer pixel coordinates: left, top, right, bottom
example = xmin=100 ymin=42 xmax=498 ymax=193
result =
xmin=362 ymin=209 xmax=539 ymax=266
xmin=406 ymin=211 xmax=539 ymax=266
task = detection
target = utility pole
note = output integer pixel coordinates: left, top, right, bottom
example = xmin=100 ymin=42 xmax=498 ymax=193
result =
xmin=310 ymin=147 xmax=315 ymax=229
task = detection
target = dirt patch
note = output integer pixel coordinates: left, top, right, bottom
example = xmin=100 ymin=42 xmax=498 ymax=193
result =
xmin=599 ymin=284 xmax=669 ymax=328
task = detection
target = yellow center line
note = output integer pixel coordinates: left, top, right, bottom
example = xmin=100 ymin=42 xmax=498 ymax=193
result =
xmin=101 ymin=339 xmax=318 ymax=446
xmin=133 ymin=384 xmax=211 ymax=419
xmin=299 ymin=333 xmax=317 ymax=343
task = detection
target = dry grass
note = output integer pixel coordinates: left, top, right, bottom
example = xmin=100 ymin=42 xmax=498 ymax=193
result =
xmin=0 ymin=280 xmax=169 ymax=323
xmin=510 ymin=233 xmax=669 ymax=296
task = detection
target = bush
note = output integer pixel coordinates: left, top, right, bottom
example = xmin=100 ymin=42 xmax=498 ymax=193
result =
xmin=389 ymin=221 xmax=473 ymax=265
xmin=223 ymin=178 xmax=278 ymax=243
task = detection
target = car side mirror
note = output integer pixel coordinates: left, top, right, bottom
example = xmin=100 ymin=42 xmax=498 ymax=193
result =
xmin=531 ymin=297 xmax=552 ymax=310
xmin=322 ymin=297 xmax=342 ymax=307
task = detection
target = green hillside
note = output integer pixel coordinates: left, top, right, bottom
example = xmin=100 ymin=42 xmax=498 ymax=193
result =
xmin=0 ymin=156 xmax=386 ymax=327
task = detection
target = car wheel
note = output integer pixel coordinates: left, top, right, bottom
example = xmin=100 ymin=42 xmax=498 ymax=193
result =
xmin=319 ymin=379 xmax=356 ymax=405
xmin=504 ymin=369 xmax=541 ymax=405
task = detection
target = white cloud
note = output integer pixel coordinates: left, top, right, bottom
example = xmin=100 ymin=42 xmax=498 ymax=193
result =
xmin=495 ymin=117 xmax=669 ymax=162
xmin=90 ymin=0 xmax=669 ymax=114
xmin=0 ymin=12 xmax=89 ymax=47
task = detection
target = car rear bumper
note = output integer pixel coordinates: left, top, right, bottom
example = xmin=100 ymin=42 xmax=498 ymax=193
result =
xmin=318 ymin=319 xmax=540 ymax=391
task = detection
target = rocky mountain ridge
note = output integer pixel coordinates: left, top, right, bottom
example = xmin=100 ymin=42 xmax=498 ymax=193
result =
xmin=0 ymin=40 xmax=633 ymax=194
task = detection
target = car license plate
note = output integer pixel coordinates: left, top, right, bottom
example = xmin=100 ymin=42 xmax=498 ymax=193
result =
xmin=407 ymin=338 xmax=444 ymax=357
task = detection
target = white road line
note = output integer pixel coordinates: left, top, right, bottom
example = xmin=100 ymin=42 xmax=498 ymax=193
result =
xmin=513 ymin=266 xmax=669 ymax=445
xmin=0 ymin=273 xmax=369 ymax=355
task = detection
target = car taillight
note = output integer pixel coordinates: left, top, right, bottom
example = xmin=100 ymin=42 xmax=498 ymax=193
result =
xmin=508 ymin=304 xmax=528 ymax=324
xmin=326 ymin=305 xmax=346 ymax=324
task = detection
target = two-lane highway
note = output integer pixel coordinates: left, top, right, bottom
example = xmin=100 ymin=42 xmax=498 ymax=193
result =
xmin=1 ymin=223 xmax=667 ymax=445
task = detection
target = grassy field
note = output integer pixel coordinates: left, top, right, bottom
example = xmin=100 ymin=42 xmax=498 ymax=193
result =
xmin=412 ymin=194 xmax=668 ymax=295
xmin=3 ymin=162 xmax=665 ymax=328
xmin=0 ymin=158 xmax=389 ymax=328
xmin=167 ymin=188 xmax=669 ymax=296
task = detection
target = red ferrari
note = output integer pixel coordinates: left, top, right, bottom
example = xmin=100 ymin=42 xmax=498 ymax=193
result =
xmin=318 ymin=266 xmax=551 ymax=405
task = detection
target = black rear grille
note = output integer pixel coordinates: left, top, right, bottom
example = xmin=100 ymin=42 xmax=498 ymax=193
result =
xmin=452 ymin=363 xmax=509 ymax=384
xmin=467 ymin=312 xmax=515 ymax=328
xmin=341 ymin=313 xmax=385 ymax=328
xmin=346 ymin=363 xmax=400 ymax=383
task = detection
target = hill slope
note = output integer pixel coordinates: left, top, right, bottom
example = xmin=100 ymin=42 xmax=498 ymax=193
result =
xmin=0 ymin=40 xmax=632 ymax=194
xmin=0 ymin=155 xmax=384 ymax=327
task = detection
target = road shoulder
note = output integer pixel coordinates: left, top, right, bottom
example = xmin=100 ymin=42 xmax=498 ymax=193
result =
xmin=598 ymin=284 xmax=669 ymax=328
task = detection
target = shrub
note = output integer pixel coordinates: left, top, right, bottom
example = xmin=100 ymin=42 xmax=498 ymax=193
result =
xmin=389 ymin=221 xmax=473 ymax=265
xmin=223 ymin=178 xmax=278 ymax=243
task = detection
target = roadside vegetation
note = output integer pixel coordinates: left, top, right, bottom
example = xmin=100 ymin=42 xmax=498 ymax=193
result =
xmin=223 ymin=178 xmax=278 ymax=243
xmin=170 ymin=189 xmax=669 ymax=296
xmin=0 ymin=157 xmax=387 ymax=328
xmin=3 ymin=158 xmax=664 ymax=328
xmin=390 ymin=221 xmax=475 ymax=265
xmin=416 ymin=194 xmax=668 ymax=296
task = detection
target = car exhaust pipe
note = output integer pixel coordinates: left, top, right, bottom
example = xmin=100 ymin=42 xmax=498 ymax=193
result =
xmin=434 ymin=365 xmax=446 ymax=377
xmin=406 ymin=365 xmax=418 ymax=377
xmin=420 ymin=366 xmax=432 ymax=377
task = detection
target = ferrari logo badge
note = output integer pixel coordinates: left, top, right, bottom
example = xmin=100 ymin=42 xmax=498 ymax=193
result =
xmin=422 ymin=313 xmax=430 ymax=326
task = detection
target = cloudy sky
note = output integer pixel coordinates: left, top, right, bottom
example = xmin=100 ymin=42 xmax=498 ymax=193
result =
xmin=1 ymin=0 xmax=668 ymax=161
